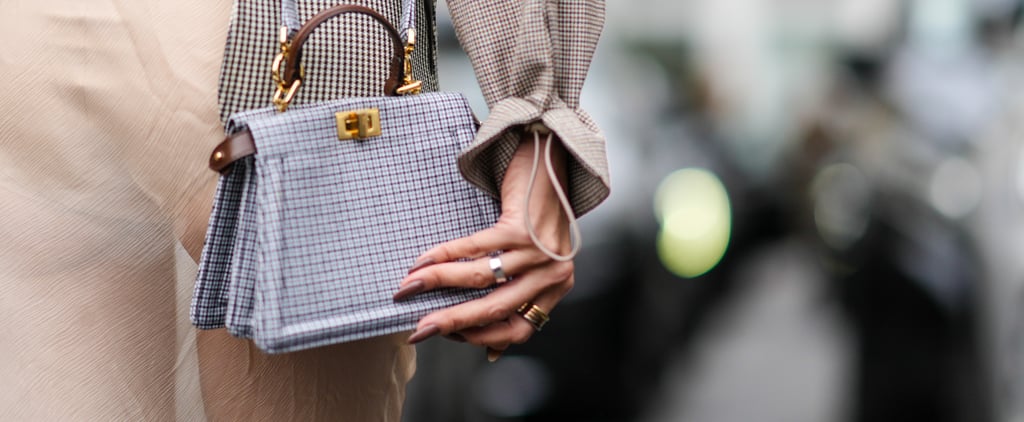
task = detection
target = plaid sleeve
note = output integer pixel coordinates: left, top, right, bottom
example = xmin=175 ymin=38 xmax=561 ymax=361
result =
xmin=447 ymin=0 xmax=609 ymax=216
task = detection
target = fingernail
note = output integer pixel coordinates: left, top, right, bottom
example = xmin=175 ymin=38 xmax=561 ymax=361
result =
xmin=407 ymin=324 xmax=440 ymax=345
xmin=408 ymin=258 xmax=435 ymax=274
xmin=445 ymin=333 xmax=467 ymax=343
xmin=393 ymin=280 xmax=425 ymax=301
xmin=486 ymin=348 xmax=503 ymax=363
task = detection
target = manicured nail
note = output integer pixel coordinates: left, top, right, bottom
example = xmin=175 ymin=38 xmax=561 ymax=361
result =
xmin=393 ymin=280 xmax=425 ymax=301
xmin=408 ymin=257 xmax=435 ymax=274
xmin=445 ymin=333 xmax=467 ymax=343
xmin=486 ymin=348 xmax=503 ymax=363
xmin=407 ymin=324 xmax=440 ymax=344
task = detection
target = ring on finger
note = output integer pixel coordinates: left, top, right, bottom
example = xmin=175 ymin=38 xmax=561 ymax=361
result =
xmin=489 ymin=256 xmax=509 ymax=284
xmin=516 ymin=302 xmax=550 ymax=331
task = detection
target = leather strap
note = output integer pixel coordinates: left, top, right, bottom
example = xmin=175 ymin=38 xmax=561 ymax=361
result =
xmin=210 ymin=131 xmax=255 ymax=173
xmin=212 ymin=5 xmax=408 ymax=173
xmin=280 ymin=0 xmax=418 ymax=41
xmin=282 ymin=5 xmax=405 ymax=96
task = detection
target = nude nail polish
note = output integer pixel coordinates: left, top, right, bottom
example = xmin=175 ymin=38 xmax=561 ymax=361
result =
xmin=408 ymin=257 xmax=435 ymax=274
xmin=407 ymin=324 xmax=440 ymax=344
xmin=393 ymin=280 xmax=425 ymax=301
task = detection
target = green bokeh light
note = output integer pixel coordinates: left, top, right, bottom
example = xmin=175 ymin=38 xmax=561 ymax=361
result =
xmin=654 ymin=168 xmax=732 ymax=278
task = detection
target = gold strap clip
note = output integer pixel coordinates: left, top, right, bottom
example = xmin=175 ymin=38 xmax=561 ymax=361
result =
xmin=396 ymin=29 xmax=422 ymax=95
xmin=272 ymin=26 xmax=304 ymax=112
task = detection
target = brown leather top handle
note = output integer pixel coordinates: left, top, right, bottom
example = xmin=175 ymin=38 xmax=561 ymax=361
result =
xmin=282 ymin=5 xmax=406 ymax=97
xmin=211 ymin=5 xmax=406 ymax=173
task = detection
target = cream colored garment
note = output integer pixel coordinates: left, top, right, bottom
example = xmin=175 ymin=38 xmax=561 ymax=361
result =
xmin=0 ymin=1 xmax=414 ymax=420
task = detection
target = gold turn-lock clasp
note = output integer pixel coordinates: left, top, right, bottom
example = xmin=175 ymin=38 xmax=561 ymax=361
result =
xmin=336 ymin=108 xmax=382 ymax=140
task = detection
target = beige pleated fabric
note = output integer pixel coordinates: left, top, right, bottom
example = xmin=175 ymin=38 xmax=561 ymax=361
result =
xmin=0 ymin=0 xmax=413 ymax=420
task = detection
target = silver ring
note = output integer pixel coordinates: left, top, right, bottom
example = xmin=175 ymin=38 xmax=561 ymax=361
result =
xmin=489 ymin=256 xmax=509 ymax=284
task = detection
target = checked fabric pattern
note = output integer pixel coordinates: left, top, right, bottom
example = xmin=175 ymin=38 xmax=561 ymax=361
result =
xmin=216 ymin=0 xmax=610 ymax=217
xmin=193 ymin=93 xmax=502 ymax=352
xmin=247 ymin=93 xmax=499 ymax=352
xmin=446 ymin=0 xmax=610 ymax=217
xmin=192 ymin=0 xmax=610 ymax=352
xmin=192 ymin=0 xmax=507 ymax=352
xmin=194 ymin=93 xmax=502 ymax=352
xmin=217 ymin=0 xmax=439 ymax=123
xmin=223 ymin=156 xmax=260 ymax=338
xmin=191 ymin=157 xmax=247 ymax=329
xmin=195 ymin=0 xmax=437 ymax=332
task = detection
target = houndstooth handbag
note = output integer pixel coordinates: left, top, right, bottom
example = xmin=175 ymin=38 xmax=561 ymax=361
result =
xmin=190 ymin=0 xmax=500 ymax=354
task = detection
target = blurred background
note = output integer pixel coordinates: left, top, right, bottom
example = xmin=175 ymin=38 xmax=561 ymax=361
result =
xmin=404 ymin=0 xmax=1024 ymax=421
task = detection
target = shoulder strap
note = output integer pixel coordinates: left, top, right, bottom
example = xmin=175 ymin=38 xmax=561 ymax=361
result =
xmin=398 ymin=0 xmax=417 ymax=43
xmin=280 ymin=0 xmax=302 ymax=35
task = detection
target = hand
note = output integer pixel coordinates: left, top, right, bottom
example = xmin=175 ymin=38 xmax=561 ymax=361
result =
xmin=394 ymin=130 xmax=576 ymax=360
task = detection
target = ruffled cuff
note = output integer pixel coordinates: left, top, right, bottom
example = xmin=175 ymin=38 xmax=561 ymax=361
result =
xmin=456 ymin=96 xmax=610 ymax=217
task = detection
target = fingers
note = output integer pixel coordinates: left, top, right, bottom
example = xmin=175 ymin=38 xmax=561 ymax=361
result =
xmin=401 ymin=215 xmax=576 ymax=358
xmin=407 ymin=276 xmax=538 ymax=341
xmin=455 ymin=285 xmax=564 ymax=350
xmin=409 ymin=222 xmax=529 ymax=268
xmin=395 ymin=250 xmax=550 ymax=301
xmin=406 ymin=267 xmax=574 ymax=347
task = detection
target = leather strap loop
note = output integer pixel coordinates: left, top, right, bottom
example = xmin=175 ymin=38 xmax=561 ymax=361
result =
xmin=214 ymin=6 xmax=408 ymax=172
xmin=210 ymin=131 xmax=255 ymax=173
xmin=282 ymin=5 xmax=405 ymax=96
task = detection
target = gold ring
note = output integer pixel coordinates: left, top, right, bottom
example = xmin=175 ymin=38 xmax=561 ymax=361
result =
xmin=516 ymin=302 xmax=550 ymax=331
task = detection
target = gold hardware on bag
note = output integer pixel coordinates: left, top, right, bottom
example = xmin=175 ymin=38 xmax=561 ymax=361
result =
xmin=336 ymin=108 xmax=382 ymax=140
xmin=272 ymin=78 xmax=302 ymax=112
xmin=396 ymin=29 xmax=422 ymax=95
xmin=272 ymin=26 xmax=304 ymax=112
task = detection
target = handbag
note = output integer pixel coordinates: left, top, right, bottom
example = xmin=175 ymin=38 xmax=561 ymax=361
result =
xmin=190 ymin=0 xmax=501 ymax=354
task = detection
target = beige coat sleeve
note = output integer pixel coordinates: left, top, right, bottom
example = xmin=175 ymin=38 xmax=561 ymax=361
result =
xmin=0 ymin=1 xmax=415 ymax=420
xmin=447 ymin=0 xmax=610 ymax=216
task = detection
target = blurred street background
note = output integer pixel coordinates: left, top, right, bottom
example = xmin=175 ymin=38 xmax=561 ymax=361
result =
xmin=404 ymin=1 xmax=1024 ymax=421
